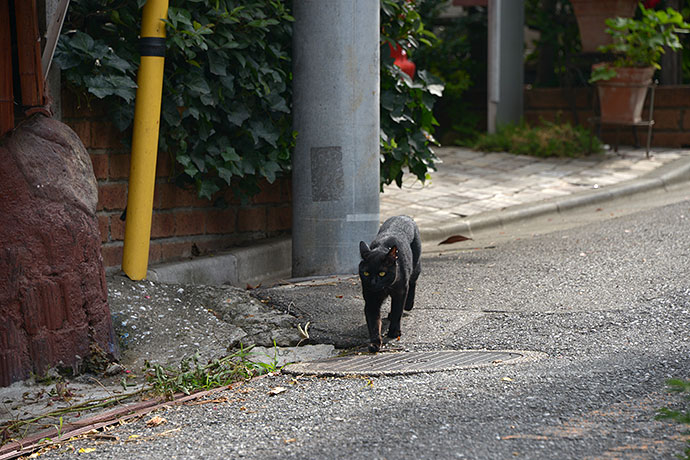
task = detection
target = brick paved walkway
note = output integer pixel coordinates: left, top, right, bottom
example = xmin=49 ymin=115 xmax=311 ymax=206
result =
xmin=380 ymin=147 xmax=690 ymax=228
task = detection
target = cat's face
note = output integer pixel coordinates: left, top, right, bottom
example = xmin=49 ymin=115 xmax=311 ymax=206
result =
xmin=359 ymin=242 xmax=398 ymax=292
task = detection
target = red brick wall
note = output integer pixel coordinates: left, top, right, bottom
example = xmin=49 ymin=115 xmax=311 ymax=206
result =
xmin=61 ymin=91 xmax=292 ymax=269
xmin=524 ymin=85 xmax=690 ymax=148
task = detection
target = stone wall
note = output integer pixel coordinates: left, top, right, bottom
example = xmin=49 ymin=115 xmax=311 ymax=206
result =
xmin=61 ymin=91 xmax=292 ymax=270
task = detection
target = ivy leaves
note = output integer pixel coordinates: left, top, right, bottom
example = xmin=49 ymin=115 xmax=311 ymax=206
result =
xmin=379 ymin=0 xmax=444 ymax=189
xmin=56 ymin=0 xmax=443 ymax=199
xmin=160 ymin=1 xmax=294 ymax=199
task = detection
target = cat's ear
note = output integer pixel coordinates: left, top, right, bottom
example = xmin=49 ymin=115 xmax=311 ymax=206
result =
xmin=359 ymin=241 xmax=370 ymax=258
xmin=386 ymin=246 xmax=398 ymax=262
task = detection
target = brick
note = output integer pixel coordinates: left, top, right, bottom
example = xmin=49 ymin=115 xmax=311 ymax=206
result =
xmin=151 ymin=212 xmax=175 ymax=238
xmin=61 ymin=89 xmax=108 ymax=118
xmin=649 ymin=131 xmax=690 ymax=148
xmin=90 ymin=153 xmax=108 ymax=180
xmin=91 ymin=121 xmax=125 ymax=149
xmin=67 ymin=120 xmax=91 ymax=148
xmin=97 ymin=183 xmax=128 ymax=211
xmin=175 ymin=211 xmax=207 ymax=236
xmin=645 ymin=109 xmax=680 ymax=130
xmin=101 ymin=243 xmax=123 ymax=268
xmin=653 ymin=86 xmax=690 ymax=108
xmin=267 ymin=206 xmax=292 ymax=232
xmin=280 ymin=177 xmax=293 ymax=202
xmin=156 ymin=182 xmax=210 ymax=209
xmin=223 ymin=187 xmax=243 ymax=206
xmin=524 ymin=87 xmax=592 ymax=110
xmin=206 ymin=208 xmax=237 ymax=234
xmin=109 ymin=154 xmax=130 ymax=179
xmin=681 ymin=110 xmax=690 ymax=131
xmin=97 ymin=214 xmax=109 ymax=243
xmin=156 ymin=151 xmax=173 ymax=178
xmin=160 ymin=240 xmax=193 ymax=261
xmin=110 ymin=213 xmax=126 ymax=241
xmin=252 ymin=179 xmax=284 ymax=204
xmin=148 ymin=242 xmax=163 ymax=265
xmin=153 ymin=182 xmax=175 ymax=209
xmin=238 ymin=207 xmax=267 ymax=232
xmin=60 ymin=89 xmax=80 ymax=119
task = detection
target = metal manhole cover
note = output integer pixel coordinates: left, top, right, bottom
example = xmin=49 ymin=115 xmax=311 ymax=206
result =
xmin=283 ymin=350 xmax=545 ymax=377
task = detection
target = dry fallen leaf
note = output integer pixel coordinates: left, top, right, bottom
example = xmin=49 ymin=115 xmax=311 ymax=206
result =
xmin=78 ymin=448 xmax=96 ymax=454
xmin=439 ymin=234 xmax=473 ymax=245
xmin=284 ymin=438 xmax=297 ymax=444
xmin=268 ymin=386 xmax=288 ymax=396
xmin=501 ymin=377 xmax=513 ymax=382
xmin=146 ymin=415 xmax=167 ymax=427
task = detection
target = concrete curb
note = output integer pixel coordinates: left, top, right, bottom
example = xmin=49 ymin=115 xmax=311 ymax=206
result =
xmin=147 ymin=237 xmax=291 ymax=287
xmin=146 ymin=155 xmax=690 ymax=286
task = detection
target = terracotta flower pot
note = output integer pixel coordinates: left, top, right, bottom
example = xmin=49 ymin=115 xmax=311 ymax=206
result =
xmin=570 ymin=0 xmax=638 ymax=52
xmin=594 ymin=64 xmax=655 ymax=123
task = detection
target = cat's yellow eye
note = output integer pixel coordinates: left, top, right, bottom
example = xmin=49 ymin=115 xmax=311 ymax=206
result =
xmin=378 ymin=271 xmax=386 ymax=277
xmin=363 ymin=271 xmax=370 ymax=277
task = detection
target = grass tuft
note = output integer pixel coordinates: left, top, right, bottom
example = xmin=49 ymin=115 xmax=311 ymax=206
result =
xmin=470 ymin=120 xmax=602 ymax=158
xmin=144 ymin=345 xmax=279 ymax=399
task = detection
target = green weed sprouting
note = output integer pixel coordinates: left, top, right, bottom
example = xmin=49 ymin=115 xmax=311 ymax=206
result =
xmin=471 ymin=119 xmax=602 ymax=158
xmin=143 ymin=346 xmax=279 ymax=399
xmin=657 ymin=378 xmax=690 ymax=460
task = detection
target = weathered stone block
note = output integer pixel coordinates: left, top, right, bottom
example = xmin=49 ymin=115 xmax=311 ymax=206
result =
xmin=0 ymin=115 xmax=118 ymax=386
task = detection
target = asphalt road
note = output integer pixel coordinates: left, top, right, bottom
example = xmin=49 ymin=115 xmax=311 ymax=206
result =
xmin=39 ymin=194 xmax=690 ymax=460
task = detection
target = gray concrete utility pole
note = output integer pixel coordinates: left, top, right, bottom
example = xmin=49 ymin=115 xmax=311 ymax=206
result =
xmin=291 ymin=1 xmax=380 ymax=278
xmin=488 ymin=0 xmax=524 ymax=133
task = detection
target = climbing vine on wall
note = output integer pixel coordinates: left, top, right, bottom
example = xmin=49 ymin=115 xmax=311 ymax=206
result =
xmin=55 ymin=0 xmax=443 ymax=198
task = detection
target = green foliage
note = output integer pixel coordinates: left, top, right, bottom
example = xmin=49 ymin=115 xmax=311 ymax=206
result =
xmin=380 ymin=0 xmax=444 ymax=189
xmin=524 ymin=0 xmax=581 ymax=87
xmin=55 ymin=0 xmax=141 ymax=131
xmin=144 ymin=347 xmax=278 ymax=399
xmin=414 ymin=2 xmax=485 ymax=143
xmin=472 ymin=119 xmax=601 ymax=157
xmin=55 ymin=0 xmax=294 ymax=200
xmin=590 ymin=3 xmax=690 ymax=82
xmin=657 ymin=378 xmax=690 ymax=460
xmin=57 ymin=0 xmax=443 ymax=197
xmin=161 ymin=1 xmax=294 ymax=199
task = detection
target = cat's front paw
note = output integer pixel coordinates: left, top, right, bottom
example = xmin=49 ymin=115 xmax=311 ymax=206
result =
xmin=368 ymin=340 xmax=381 ymax=353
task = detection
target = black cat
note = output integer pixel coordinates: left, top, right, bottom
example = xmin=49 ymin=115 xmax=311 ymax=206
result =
xmin=358 ymin=215 xmax=421 ymax=352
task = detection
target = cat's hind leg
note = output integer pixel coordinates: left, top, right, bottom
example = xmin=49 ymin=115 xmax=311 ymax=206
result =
xmin=404 ymin=280 xmax=416 ymax=311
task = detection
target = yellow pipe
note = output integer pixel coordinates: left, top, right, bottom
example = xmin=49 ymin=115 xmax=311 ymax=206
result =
xmin=122 ymin=0 xmax=168 ymax=280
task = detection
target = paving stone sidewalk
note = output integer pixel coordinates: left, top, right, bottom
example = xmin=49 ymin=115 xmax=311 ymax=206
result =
xmin=380 ymin=146 xmax=690 ymax=230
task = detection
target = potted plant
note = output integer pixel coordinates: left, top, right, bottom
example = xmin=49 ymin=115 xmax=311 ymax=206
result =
xmin=570 ymin=0 xmax=638 ymax=53
xmin=589 ymin=3 xmax=690 ymax=123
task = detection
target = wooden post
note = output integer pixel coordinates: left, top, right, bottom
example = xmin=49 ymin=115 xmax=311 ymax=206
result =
xmin=14 ymin=0 xmax=45 ymax=108
xmin=0 ymin=0 xmax=14 ymax=136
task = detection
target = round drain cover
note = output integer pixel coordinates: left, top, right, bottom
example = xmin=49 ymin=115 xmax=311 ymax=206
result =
xmin=283 ymin=350 xmax=544 ymax=377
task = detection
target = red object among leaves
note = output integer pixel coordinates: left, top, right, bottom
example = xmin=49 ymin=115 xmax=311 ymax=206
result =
xmin=389 ymin=43 xmax=416 ymax=79
xmin=643 ymin=0 xmax=661 ymax=7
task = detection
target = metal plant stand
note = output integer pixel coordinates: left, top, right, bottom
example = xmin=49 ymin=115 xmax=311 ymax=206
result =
xmin=589 ymin=83 xmax=656 ymax=158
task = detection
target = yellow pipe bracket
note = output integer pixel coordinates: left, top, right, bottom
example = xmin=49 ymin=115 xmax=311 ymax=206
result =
xmin=122 ymin=0 xmax=168 ymax=280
